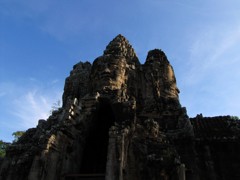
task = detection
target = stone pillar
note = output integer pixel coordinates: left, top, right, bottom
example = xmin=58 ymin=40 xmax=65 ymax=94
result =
xmin=204 ymin=145 xmax=217 ymax=180
xmin=178 ymin=164 xmax=186 ymax=180
xmin=106 ymin=127 xmax=119 ymax=180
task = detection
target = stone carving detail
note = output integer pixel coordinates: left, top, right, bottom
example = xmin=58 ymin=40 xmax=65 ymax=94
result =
xmin=1 ymin=35 xmax=240 ymax=180
xmin=62 ymin=62 xmax=91 ymax=107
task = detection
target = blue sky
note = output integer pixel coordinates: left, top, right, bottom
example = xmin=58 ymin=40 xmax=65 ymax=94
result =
xmin=1 ymin=0 xmax=240 ymax=142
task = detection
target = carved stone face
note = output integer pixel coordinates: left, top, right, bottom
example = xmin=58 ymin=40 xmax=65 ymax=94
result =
xmin=91 ymin=56 xmax=127 ymax=91
xmin=144 ymin=60 xmax=179 ymax=100
xmin=165 ymin=64 xmax=179 ymax=98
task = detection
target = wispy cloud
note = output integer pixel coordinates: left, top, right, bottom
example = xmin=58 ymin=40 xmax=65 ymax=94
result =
xmin=180 ymin=24 xmax=240 ymax=117
xmin=0 ymin=0 xmax=95 ymax=41
xmin=185 ymin=24 xmax=240 ymax=85
xmin=0 ymin=80 xmax=62 ymax=142
xmin=50 ymin=79 xmax=59 ymax=85
xmin=11 ymin=89 xmax=60 ymax=128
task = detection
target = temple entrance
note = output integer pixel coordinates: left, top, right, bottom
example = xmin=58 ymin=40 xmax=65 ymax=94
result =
xmin=79 ymin=100 xmax=115 ymax=175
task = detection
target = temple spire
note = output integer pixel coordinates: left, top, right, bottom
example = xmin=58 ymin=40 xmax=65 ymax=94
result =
xmin=104 ymin=34 xmax=136 ymax=58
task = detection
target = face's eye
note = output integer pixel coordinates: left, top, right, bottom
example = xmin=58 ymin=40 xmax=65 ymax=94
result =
xmin=112 ymin=65 xmax=118 ymax=68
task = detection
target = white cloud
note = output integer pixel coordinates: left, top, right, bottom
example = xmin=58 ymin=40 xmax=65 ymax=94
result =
xmin=0 ymin=78 xmax=63 ymax=142
xmin=51 ymin=79 xmax=59 ymax=84
xmin=11 ymin=89 xmax=62 ymax=129
xmin=185 ymin=25 xmax=240 ymax=85
xmin=0 ymin=0 xmax=95 ymax=41
xmin=180 ymin=24 xmax=240 ymax=117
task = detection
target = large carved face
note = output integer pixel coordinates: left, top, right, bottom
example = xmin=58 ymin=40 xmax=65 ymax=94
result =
xmin=91 ymin=56 xmax=127 ymax=91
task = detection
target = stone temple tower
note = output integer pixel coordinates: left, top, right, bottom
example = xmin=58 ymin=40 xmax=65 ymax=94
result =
xmin=0 ymin=34 xmax=194 ymax=180
xmin=2 ymin=35 xmax=240 ymax=180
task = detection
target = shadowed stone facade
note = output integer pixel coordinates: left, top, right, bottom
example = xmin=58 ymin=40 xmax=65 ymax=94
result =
xmin=1 ymin=35 xmax=240 ymax=180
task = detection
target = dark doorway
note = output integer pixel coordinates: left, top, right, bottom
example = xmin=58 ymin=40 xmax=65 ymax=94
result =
xmin=79 ymin=100 xmax=115 ymax=174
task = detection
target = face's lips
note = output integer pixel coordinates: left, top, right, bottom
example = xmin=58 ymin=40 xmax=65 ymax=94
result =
xmin=100 ymin=72 xmax=111 ymax=78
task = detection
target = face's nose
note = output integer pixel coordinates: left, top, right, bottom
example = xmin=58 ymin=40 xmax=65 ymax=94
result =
xmin=103 ymin=67 xmax=111 ymax=73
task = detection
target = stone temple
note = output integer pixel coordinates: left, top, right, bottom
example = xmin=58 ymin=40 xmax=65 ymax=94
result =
xmin=1 ymin=35 xmax=240 ymax=180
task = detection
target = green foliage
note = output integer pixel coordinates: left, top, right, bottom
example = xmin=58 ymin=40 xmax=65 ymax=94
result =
xmin=0 ymin=140 xmax=10 ymax=158
xmin=231 ymin=116 xmax=240 ymax=120
xmin=49 ymin=99 xmax=61 ymax=115
xmin=12 ymin=131 xmax=25 ymax=143
xmin=0 ymin=130 xmax=25 ymax=158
